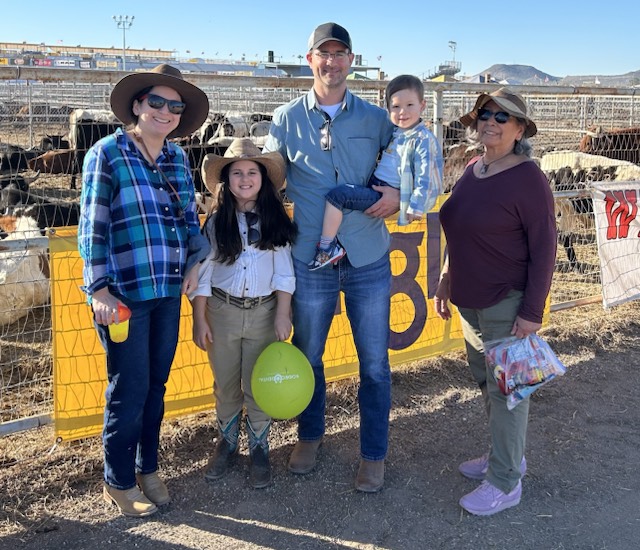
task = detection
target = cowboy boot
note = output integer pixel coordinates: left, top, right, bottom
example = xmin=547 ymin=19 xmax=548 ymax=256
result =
xmin=247 ymin=419 xmax=272 ymax=489
xmin=204 ymin=413 xmax=240 ymax=481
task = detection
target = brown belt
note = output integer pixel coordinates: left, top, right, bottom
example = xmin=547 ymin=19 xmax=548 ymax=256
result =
xmin=212 ymin=287 xmax=276 ymax=309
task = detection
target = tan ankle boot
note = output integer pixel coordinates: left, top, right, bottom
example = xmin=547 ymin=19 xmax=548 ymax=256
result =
xmin=103 ymin=484 xmax=158 ymax=517
xmin=355 ymin=459 xmax=385 ymax=493
xmin=136 ymin=472 xmax=171 ymax=506
xmin=288 ymin=439 xmax=322 ymax=474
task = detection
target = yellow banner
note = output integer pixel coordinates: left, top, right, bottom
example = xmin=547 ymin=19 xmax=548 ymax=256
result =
xmin=51 ymin=196 xmax=464 ymax=441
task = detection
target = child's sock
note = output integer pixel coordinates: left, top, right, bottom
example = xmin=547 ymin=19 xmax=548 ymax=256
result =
xmin=319 ymin=236 xmax=334 ymax=251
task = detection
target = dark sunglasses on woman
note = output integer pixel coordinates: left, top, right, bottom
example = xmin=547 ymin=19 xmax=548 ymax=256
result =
xmin=138 ymin=93 xmax=186 ymax=115
xmin=477 ymin=108 xmax=511 ymax=124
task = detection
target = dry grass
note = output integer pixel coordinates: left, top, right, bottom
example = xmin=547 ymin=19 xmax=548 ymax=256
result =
xmin=1 ymin=300 xmax=638 ymax=545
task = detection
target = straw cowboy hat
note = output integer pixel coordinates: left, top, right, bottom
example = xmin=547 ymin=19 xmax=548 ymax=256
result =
xmin=460 ymin=87 xmax=537 ymax=138
xmin=202 ymin=138 xmax=286 ymax=193
xmin=110 ymin=63 xmax=209 ymax=139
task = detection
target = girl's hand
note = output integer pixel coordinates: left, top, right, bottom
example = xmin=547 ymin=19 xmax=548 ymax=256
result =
xmin=274 ymin=313 xmax=292 ymax=342
xmin=192 ymin=316 xmax=213 ymax=351
xmin=406 ymin=213 xmax=423 ymax=223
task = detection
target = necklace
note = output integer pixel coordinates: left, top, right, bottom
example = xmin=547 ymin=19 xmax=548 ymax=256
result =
xmin=480 ymin=151 xmax=513 ymax=175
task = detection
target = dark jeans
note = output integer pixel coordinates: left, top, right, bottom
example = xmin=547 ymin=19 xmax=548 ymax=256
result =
xmin=325 ymin=175 xmax=393 ymax=213
xmin=95 ymin=296 xmax=181 ymax=489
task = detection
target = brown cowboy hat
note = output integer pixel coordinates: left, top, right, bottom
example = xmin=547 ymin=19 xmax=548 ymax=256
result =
xmin=460 ymin=87 xmax=537 ymax=138
xmin=110 ymin=64 xmax=209 ymax=139
xmin=202 ymin=138 xmax=286 ymax=194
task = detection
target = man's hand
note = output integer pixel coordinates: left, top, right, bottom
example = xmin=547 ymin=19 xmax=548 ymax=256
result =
xmin=365 ymin=185 xmax=400 ymax=218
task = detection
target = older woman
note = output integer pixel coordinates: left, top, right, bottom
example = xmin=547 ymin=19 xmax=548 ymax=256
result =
xmin=434 ymin=88 xmax=557 ymax=516
xmin=78 ymin=64 xmax=209 ymax=517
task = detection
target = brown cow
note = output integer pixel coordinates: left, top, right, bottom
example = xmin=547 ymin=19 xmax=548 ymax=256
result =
xmin=579 ymin=126 xmax=640 ymax=165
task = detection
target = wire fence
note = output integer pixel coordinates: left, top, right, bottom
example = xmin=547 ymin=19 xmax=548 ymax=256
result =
xmin=1 ymin=69 xmax=639 ymax=451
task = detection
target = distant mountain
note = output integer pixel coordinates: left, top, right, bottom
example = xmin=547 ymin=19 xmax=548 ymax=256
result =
xmin=464 ymin=64 xmax=560 ymax=85
xmin=464 ymin=63 xmax=640 ymax=87
xmin=559 ymin=70 xmax=640 ymax=87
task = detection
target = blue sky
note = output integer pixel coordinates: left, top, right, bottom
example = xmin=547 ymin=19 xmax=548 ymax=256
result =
xmin=5 ymin=0 xmax=638 ymax=79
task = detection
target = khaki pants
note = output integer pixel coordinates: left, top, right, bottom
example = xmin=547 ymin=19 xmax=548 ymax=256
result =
xmin=205 ymin=294 xmax=277 ymax=434
xmin=458 ymin=289 xmax=529 ymax=493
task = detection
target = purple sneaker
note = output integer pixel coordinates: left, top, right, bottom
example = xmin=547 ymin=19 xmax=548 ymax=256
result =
xmin=459 ymin=480 xmax=522 ymax=516
xmin=458 ymin=453 xmax=527 ymax=480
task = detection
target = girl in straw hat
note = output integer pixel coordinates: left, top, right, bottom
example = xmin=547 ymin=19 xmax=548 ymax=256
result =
xmin=186 ymin=137 xmax=297 ymax=488
xmin=78 ymin=64 xmax=210 ymax=517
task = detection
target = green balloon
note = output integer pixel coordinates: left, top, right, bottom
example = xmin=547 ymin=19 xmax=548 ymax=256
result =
xmin=251 ymin=342 xmax=315 ymax=420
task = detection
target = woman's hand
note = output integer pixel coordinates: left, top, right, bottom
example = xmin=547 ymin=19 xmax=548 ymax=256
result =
xmin=181 ymin=264 xmax=201 ymax=295
xmin=433 ymin=274 xmax=452 ymax=320
xmin=91 ymin=287 xmax=120 ymax=326
xmin=511 ymin=316 xmax=541 ymax=339
xmin=365 ymin=185 xmax=400 ymax=218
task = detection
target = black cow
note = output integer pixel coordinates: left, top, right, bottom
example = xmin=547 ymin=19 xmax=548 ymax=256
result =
xmin=0 ymin=143 xmax=44 ymax=175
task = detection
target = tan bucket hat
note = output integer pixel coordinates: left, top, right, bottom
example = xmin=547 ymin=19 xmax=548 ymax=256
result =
xmin=460 ymin=87 xmax=537 ymax=138
xmin=202 ymin=138 xmax=286 ymax=194
xmin=110 ymin=64 xmax=209 ymax=138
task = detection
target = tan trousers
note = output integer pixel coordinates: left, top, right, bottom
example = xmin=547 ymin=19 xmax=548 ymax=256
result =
xmin=205 ymin=294 xmax=277 ymax=434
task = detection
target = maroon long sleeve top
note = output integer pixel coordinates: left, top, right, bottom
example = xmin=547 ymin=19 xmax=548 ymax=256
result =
xmin=439 ymin=160 xmax=557 ymax=323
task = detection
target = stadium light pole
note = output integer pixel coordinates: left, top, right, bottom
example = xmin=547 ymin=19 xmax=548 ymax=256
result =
xmin=113 ymin=15 xmax=135 ymax=71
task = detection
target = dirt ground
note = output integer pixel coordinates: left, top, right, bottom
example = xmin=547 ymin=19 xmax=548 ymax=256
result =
xmin=1 ymin=301 xmax=639 ymax=550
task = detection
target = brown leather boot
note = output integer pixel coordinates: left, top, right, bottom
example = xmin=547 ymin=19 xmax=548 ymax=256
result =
xmin=288 ymin=439 xmax=322 ymax=474
xmin=355 ymin=458 xmax=385 ymax=493
xmin=103 ymin=484 xmax=158 ymax=517
xmin=136 ymin=472 xmax=171 ymax=506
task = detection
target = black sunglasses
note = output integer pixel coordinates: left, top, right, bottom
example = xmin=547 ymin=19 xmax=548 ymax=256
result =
xmin=320 ymin=119 xmax=332 ymax=151
xmin=245 ymin=211 xmax=260 ymax=245
xmin=477 ymin=108 xmax=511 ymax=124
xmin=138 ymin=93 xmax=186 ymax=115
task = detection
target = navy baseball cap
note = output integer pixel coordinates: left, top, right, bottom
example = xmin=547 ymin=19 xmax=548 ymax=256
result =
xmin=308 ymin=22 xmax=352 ymax=51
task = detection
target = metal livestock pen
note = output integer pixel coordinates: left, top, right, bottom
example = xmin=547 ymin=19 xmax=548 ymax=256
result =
xmin=1 ymin=66 xmax=639 ymax=446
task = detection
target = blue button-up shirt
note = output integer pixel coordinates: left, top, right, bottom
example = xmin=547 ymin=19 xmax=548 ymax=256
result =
xmin=264 ymin=89 xmax=394 ymax=267
xmin=78 ymin=128 xmax=200 ymax=301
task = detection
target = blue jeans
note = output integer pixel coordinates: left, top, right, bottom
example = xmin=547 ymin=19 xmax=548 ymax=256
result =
xmin=325 ymin=175 xmax=393 ymax=213
xmin=94 ymin=296 xmax=181 ymax=489
xmin=292 ymin=253 xmax=392 ymax=461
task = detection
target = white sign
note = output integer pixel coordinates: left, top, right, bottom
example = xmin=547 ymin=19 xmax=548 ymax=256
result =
xmin=592 ymin=181 xmax=640 ymax=308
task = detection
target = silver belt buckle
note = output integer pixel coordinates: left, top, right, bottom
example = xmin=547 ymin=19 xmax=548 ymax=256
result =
xmin=243 ymin=298 xmax=252 ymax=308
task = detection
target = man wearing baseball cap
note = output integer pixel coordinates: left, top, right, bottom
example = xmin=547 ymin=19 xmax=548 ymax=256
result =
xmin=264 ymin=22 xmax=396 ymax=492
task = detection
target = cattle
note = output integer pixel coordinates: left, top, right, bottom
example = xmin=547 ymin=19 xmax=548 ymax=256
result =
xmin=442 ymin=143 xmax=483 ymax=192
xmin=28 ymin=149 xmax=77 ymax=177
xmin=1 ymin=185 xmax=50 ymax=214
xmin=39 ymin=134 xmax=70 ymax=151
xmin=0 ymin=215 xmax=50 ymax=327
xmin=579 ymin=126 xmax=640 ymax=165
xmin=13 ymin=202 xmax=81 ymax=233
xmin=24 ymin=109 xmax=121 ymax=190
xmin=183 ymin=143 xmax=228 ymax=194
xmin=0 ymin=171 xmax=40 ymax=193
xmin=0 ymin=143 xmax=44 ymax=175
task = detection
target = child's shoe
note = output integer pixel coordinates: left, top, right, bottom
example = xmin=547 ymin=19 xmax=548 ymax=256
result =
xmin=308 ymin=240 xmax=345 ymax=271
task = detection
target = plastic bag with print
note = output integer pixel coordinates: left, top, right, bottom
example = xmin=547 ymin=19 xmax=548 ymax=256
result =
xmin=485 ymin=333 xmax=566 ymax=410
